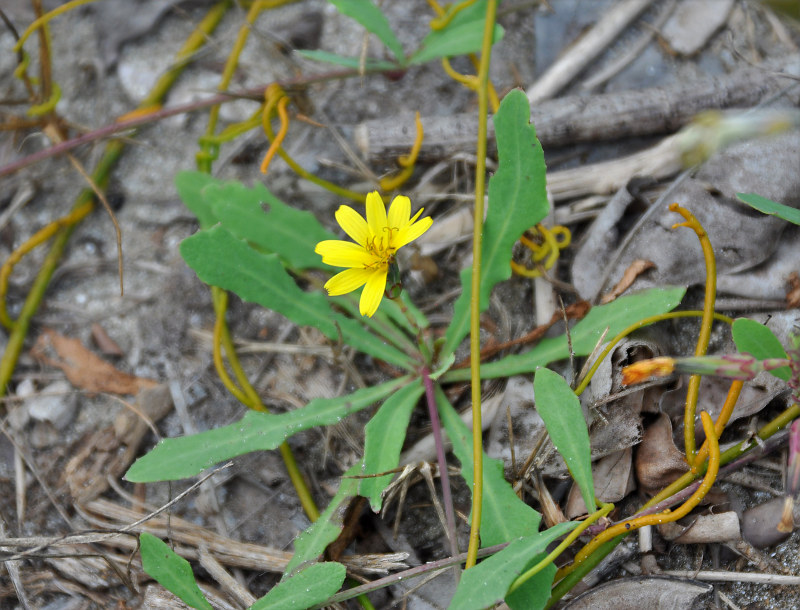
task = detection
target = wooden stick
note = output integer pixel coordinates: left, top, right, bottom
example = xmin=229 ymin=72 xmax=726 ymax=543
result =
xmin=353 ymin=55 xmax=799 ymax=162
xmin=526 ymin=0 xmax=654 ymax=103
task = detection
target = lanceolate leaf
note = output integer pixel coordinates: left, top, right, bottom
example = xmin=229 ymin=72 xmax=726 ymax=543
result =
xmin=251 ymin=562 xmax=346 ymax=610
xmin=139 ymin=532 xmax=211 ymax=610
xmin=329 ymin=0 xmax=405 ymax=62
xmin=181 ymin=227 xmax=335 ymax=333
xmin=126 ymin=377 xmax=409 ymax=482
xmin=444 ymin=286 xmax=687 ymax=382
xmin=204 ymin=180 xmax=335 ymax=270
xmin=410 ymin=0 xmax=505 ymax=65
xmin=732 ymin=318 xmax=791 ymax=381
xmin=443 ymin=90 xmax=549 ymax=355
xmin=286 ymin=463 xmax=361 ymax=574
xmin=737 ymin=192 xmax=800 ymax=226
xmin=180 ymin=227 xmax=413 ymax=368
xmin=436 ymin=386 xmax=541 ymax=546
xmin=360 ymin=381 xmax=425 ymax=511
xmin=534 ymin=368 xmax=595 ymax=510
xmin=449 ymin=522 xmax=577 ymax=610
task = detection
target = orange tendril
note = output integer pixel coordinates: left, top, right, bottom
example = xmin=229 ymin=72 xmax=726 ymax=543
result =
xmin=260 ymin=91 xmax=290 ymax=174
xmin=670 ymin=203 xmax=717 ymax=463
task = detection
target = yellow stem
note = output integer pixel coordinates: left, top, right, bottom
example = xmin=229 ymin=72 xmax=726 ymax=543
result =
xmin=508 ymin=502 xmax=614 ymax=595
xmin=692 ymin=380 xmax=743 ymax=471
xmin=13 ymin=0 xmax=100 ymax=52
xmin=670 ymin=203 xmax=717 ymax=463
xmin=465 ymin=0 xmax=497 ymax=570
xmin=0 ymin=201 xmax=93 ymax=329
xmin=379 ymin=112 xmax=424 ymax=191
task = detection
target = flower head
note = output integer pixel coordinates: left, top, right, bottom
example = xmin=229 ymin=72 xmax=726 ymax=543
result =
xmin=315 ymin=192 xmax=432 ymax=317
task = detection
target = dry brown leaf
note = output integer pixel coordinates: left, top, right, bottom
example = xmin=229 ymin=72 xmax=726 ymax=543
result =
xmin=600 ymin=259 xmax=656 ymax=304
xmin=31 ymin=328 xmax=156 ymax=395
xmin=635 ymin=413 xmax=688 ymax=496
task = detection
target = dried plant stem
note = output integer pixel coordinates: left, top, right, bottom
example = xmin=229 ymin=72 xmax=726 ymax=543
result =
xmin=465 ymin=0 xmax=497 ymax=570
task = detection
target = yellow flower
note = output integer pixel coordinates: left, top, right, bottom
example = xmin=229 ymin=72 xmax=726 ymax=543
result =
xmin=315 ymin=192 xmax=432 ymax=317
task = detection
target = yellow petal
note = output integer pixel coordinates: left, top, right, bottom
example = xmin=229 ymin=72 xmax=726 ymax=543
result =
xmin=324 ymin=267 xmax=373 ymax=296
xmin=365 ymin=191 xmax=388 ymax=237
xmin=393 ymin=215 xmax=432 ymax=249
xmin=359 ymin=266 xmax=388 ymax=316
xmin=387 ymin=195 xmax=411 ymax=230
xmin=315 ymin=240 xmax=374 ymax=268
xmin=335 ymin=205 xmax=370 ymax=247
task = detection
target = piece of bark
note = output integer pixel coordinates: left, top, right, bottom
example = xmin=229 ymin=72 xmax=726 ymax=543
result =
xmin=354 ymin=55 xmax=799 ymax=161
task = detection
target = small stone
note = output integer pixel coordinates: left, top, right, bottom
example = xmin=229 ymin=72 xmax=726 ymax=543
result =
xmin=27 ymin=380 xmax=77 ymax=429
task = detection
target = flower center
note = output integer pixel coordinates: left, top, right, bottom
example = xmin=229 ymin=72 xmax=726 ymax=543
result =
xmin=365 ymin=226 xmax=398 ymax=267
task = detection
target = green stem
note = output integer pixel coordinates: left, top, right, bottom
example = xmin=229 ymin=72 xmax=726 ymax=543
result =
xmin=0 ymin=1 xmax=232 ymax=398
xmin=465 ymin=0 xmax=497 ymax=570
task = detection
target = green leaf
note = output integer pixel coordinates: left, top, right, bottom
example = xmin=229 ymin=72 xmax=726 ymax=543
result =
xmin=139 ymin=532 xmax=211 ymax=610
xmin=505 ymin=561 xmax=557 ymax=610
xmin=204 ymin=180 xmax=335 ymax=270
xmin=409 ymin=0 xmax=504 ymax=65
xmin=436 ymin=386 xmax=541 ymax=546
xmin=126 ymin=377 xmax=409 ymax=482
xmin=534 ymin=368 xmax=594 ymax=510
xmin=287 ymin=463 xmax=362 ymax=574
xmin=444 ymin=286 xmax=687 ymax=381
xmin=250 ymin=562 xmax=346 ymax=610
xmin=181 ymin=227 xmax=414 ymax=368
xmin=332 ymin=314 xmax=417 ymax=370
xmin=449 ymin=522 xmax=577 ymax=610
xmin=442 ymin=90 xmax=549 ymax=355
xmin=360 ymin=381 xmax=425 ymax=511
xmin=175 ymin=171 xmax=220 ymax=229
xmin=181 ymin=226 xmax=335 ymax=333
xmin=295 ymin=49 xmax=399 ymax=71
xmin=737 ymin=193 xmax=800 ymax=226
xmin=329 ymin=0 xmax=405 ymax=62
xmin=732 ymin=318 xmax=791 ymax=381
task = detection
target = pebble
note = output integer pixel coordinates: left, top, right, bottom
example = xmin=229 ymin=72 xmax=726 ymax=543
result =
xmin=26 ymin=380 xmax=78 ymax=429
